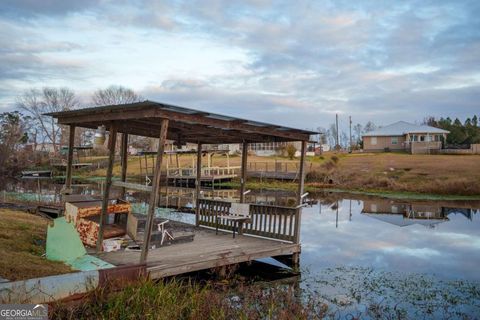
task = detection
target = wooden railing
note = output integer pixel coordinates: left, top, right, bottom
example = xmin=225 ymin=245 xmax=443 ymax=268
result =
xmin=248 ymin=161 xmax=298 ymax=173
xmin=198 ymin=199 xmax=299 ymax=243
xmin=167 ymin=166 xmax=241 ymax=177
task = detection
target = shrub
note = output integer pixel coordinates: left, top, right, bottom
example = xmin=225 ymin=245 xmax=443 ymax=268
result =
xmin=286 ymin=144 xmax=297 ymax=160
xmin=306 ymin=170 xmax=327 ymax=183
xmin=321 ymin=160 xmax=336 ymax=171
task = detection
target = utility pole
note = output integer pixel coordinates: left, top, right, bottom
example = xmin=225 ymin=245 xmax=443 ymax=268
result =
xmin=349 ymin=116 xmax=352 ymax=152
xmin=335 ymin=113 xmax=339 ymax=150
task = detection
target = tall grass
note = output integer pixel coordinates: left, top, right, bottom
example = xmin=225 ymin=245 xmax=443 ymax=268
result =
xmin=52 ymin=279 xmax=327 ymax=320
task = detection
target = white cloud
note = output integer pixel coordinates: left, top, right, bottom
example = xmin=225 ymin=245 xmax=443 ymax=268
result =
xmin=0 ymin=0 xmax=479 ymax=129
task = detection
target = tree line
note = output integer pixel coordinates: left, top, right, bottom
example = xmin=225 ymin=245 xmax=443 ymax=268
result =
xmin=0 ymin=86 xmax=140 ymax=176
xmin=424 ymin=116 xmax=480 ymax=145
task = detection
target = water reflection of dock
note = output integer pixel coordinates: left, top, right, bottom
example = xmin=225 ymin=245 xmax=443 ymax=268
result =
xmin=156 ymin=188 xmax=302 ymax=211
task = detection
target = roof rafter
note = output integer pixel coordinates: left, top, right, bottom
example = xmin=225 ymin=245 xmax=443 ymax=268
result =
xmin=47 ymin=100 xmax=315 ymax=143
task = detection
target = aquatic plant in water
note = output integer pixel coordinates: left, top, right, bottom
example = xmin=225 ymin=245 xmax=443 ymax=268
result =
xmin=300 ymin=266 xmax=480 ymax=319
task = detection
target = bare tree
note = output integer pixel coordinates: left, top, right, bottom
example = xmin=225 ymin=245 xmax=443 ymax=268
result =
xmin=422 ymin=116 xmax=437 ymax=127
xmin=340 ymin=131 xmax=349 ymax=149
xmin=0 ymin=111 xmax=29 ymax=174
xmin=316 ymin=126 xmax=327 ymax=144
xmin=353 ymin=123 xmax=363 ymax=145
xmin=92 ymin=86 xmax=149 ymax=151
xmin=327 ymin=123 xmax=338 ymax=148
xmin=17 ymin=87 xmax=77 ymax=152
xmin=92 ymin=85 xmax=141 ymax=106
xmin=363 ymin=121 xmax=376 ymax=133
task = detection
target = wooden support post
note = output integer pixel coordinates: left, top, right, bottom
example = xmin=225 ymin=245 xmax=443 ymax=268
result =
xmin=64 ymin=124 xmax=76 ymax=193
xmin=140 ymin=119 xmax=169 ymax=263
xmin=240 ymin=141 xmax=248 ymax=203
xmin=120 ymin=133 xmax=128 ymax=199
xmin=294 ymin=140 xmax=307 ymax=244
xmin=195 ymin=142 xmax=202 ymax=226
xmin=96 ymin=123 xmax=117 ymax=252
xmin=144 ymin=154 xmax=148 ymax=177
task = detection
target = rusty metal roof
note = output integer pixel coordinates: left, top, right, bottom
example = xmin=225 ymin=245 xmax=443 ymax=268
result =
xmin=46 ymin=100 xmax=316 ymax=144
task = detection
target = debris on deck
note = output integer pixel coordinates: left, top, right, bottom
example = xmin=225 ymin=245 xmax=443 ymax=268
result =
xmin=127 ymin=213 xmax=195 ymax=247
xmin=46 ymin=217 xmax=113 ymax=271
xmin=64 ymin=198 xmax=131 ymax=247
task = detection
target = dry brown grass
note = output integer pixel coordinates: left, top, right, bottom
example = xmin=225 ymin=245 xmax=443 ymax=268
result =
xmin=83 ymin=151 xmax=480 ymax=196
xmin=0 ymin=209 xmax=72 ymax=281
xmin=331 ymin=153 xmax=480 ymax=195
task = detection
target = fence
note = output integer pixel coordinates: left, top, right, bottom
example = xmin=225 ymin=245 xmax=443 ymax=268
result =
xmin=433 ymin=144 xmax=480 ymax=155
xmin=166 ymin=166 xmax=241 ymax=177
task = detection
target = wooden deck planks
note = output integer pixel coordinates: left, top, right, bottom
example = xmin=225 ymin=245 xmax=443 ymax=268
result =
xmin=97 ymin=229 xmax=299 ymax=279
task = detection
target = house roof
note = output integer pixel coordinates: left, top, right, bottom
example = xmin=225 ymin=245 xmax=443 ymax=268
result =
xmin=363 ymin=121 xmax=450 ymax=137
xmin=362 ymin=213 xmax=447 ymax=227
xmin=46 ymin=100 xmax=316 ymax=144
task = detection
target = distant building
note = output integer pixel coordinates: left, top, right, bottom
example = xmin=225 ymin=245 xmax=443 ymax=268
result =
xmin=248 ymin=142 xmax=317 ymax=157
xmin=248 ymin=142 xmax=296 ymax=156
xmin=362 ymin=121 xmax=449 ymax=154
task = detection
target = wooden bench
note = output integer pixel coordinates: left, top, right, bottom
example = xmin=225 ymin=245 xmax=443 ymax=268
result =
xmin=215 ymin=202 xmax=250 ymax=238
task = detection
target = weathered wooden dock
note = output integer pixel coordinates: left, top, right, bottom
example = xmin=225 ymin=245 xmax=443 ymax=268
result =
xmin=94 ymin=196 xmax=301 ymax=278
xmin=0 ymin=98 xmax=316 ymax=305
xmin=48 ymin=100 xmax=313 ymax=275
xmin=97 ymin=228 xmax=299 ymax=279
xmin=165 ymin=166 xmax=240 ymax=187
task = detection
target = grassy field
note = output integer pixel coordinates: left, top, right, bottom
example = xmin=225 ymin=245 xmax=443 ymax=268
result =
xmin=0 ymin=208 xmax=71 ymax=280
xmin=321 ymin=153 xmax=480 ymax=196
xmin=80 ymin=152 xmax=480 ymax=197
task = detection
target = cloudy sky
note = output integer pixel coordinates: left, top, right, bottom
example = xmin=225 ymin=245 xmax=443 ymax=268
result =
xmin=1 ymin=0 xmax=479 ymax=131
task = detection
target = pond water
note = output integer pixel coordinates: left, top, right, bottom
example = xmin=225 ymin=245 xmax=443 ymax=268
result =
xmin=5 ymin=178 xmax=479 ymax=282
xmin=3 ymin=178 xmax=480 ymax=318
xmin=298 ymin=197 xmax=480 ymax=318
xmin=301 ymin=197 xmax=480 ymax=281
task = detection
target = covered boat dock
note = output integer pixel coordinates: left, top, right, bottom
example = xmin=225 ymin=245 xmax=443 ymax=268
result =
xmin=47 ymin=100 xmax=315 ymax=278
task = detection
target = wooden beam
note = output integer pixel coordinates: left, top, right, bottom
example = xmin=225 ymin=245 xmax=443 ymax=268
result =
xmin=56 ymin=108 xmax=310 ymax=141
xmin=112 ymin=181 xmax=152 ymax=192
xmin=96 ymin=123 xmax=117 ymax=252
xmin=195 ymin=142 xmax=202 ymax=226
xmin=240 ymin=141 xmax=248 ymax=203
xmin=120 ymin=133 xmax=128 ymax=199
xmin=294 ymin=140 xmax=307 ymax=244
xmin=64 ymin=124 xmax=76 ymax=193
xmin=79 ymin=119 xmax=284 ymax=144
xmin=135 ymin=120 xmax=273 ymax=143
xmin=140 ymin=119 xmax=169 ymax=263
